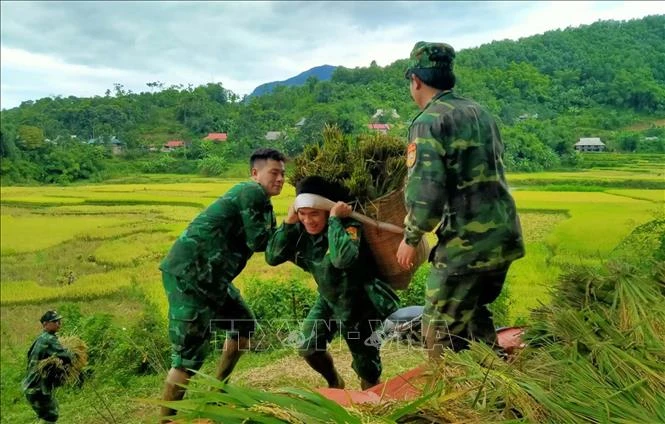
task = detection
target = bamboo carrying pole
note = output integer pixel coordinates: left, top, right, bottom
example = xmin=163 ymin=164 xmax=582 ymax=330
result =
xmin=294 ymin=193 xmax=404 ymax=234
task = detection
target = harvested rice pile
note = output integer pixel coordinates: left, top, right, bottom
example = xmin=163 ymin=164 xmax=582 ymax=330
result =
xmin=37 ymin=336 xmax=88 ymax=387
xmin=289 ymin=124 xmax=407 ymax=212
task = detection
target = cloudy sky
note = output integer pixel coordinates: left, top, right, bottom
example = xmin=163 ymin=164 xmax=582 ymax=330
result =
xmin=1 ymin=1 xmax=663 ymax=109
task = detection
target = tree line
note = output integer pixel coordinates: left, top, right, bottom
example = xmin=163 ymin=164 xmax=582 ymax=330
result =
xmin=1 ymin=15 xmax=664 ymax=184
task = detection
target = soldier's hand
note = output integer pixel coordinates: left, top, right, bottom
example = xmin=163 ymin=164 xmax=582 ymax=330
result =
xmin=285 ymin=203 xmax=299 ymax=224
xmin=330 ymin=202 xmax=352 ymax=218
xmin=396 ymin=239 xmax=417 ymax=270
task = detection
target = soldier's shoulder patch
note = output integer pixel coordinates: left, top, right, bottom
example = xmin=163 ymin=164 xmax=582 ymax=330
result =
xmin=406 ymin=142 xmax=417 ymax=168
xmin=345 ymin=226 xmax=358 ymax=241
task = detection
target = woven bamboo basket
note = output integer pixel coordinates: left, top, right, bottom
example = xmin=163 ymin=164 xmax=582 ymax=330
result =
xmin=360 ymin=189 xmax=430 ymax=290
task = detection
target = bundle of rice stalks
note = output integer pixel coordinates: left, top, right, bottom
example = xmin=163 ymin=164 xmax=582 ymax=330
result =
xmin=289 ymin=124 xmax=408 ymax=209
xmin=517 ymin=218 xmax=665 ymax=422
xmin=37 ymin=336 xmax=88 ymax=387
xmin=153 ymin=372 xmax=366 ymax=424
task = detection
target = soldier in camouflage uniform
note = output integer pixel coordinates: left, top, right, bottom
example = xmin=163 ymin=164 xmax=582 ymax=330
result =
xmin=22 ymin=310 xmax=73 ymax=424
xmin=159 ymin=148 xmax=286 ymax=419
xmin=266 ymin=176 xmax=399 ymax=390
xmin=396 ymin=42 xmax=525 ymax=361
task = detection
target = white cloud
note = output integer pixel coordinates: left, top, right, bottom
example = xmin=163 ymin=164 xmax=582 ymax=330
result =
xmin=1 ymin=1 xmax=663 ymax=109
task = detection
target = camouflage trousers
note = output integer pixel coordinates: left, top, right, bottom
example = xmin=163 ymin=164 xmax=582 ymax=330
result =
xmin=163 ymin=272 xmax=257 ymax=371
xmin=423 ymin=265 xmax=510 ymax=355
xmin=25 ymin=390 xmax=58 ymax=423
xmin=299 ymin=296 xmax=385 ymax=383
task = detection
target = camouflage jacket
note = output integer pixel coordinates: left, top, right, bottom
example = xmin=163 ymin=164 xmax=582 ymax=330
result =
xmin=160 ymin=181 xmax=276 ymax=303
xmin=404 ymin=90 xmax=525 ymax=275
xmin=266 ymin=217 xmax=399 ymax=323
xmin=22 ymin=331 xmax=73 ymax=395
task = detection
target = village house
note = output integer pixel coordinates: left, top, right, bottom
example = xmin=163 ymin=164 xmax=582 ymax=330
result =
xmin=372 ymin=108 xmax=400 ymax=120
xmin=264 ymin=131 xmax=282 ymax=141
xmin=516 ymin=113 xmax=539 ymax=122
xmin=574 ymin=137 xmax=606 ymax=152
xmin=367 ymin=123 xmax=391 ymax=134
xmin=203 ymin=132 xmax=228 ymax=142
xmin=162 ymin=140 xmax=185 ymax=152
xmin=110 ymin=136 xmax=125 ymax=156
xmin=85 ymin=135 xmax=125 ymax=155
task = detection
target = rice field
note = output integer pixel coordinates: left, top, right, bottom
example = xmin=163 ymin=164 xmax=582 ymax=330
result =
xmin=1 ymin=167 xmax=663 ymax=423
xmin=1 ymin=179 xmax=662 ymax=317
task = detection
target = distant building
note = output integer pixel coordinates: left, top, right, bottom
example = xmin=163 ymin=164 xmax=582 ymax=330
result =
xmin=203 ymin=132 xmax=228 ymax=142
xmin=517 ymin=113 xmax=539 ymax=122
xmin=162 ymin=140 xmax=185 ymax=152
xmin=372 ymin=108 xmax=400 ymax=120
xmin=110 ymin=136 xmax=125 ymax=155
xmin=368 ymin=123 xmax=391 ymax=134
xmin=265 ymin=131 xmax=282 ymax=141
xmin=644 ymin=136 xmax=659 ymax=141
xmin=574 ymin=137 xmax=605 ymax=152
xmin=295 ymin=117 xmax=307 ymax=127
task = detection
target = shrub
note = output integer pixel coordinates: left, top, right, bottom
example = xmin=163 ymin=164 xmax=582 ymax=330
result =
xmin=56 ymin=302 xmax=169 ymax=386
xmin=243 ymin=277 xmax=317 ymax=322
xmin=197 ymin=155 xmax=229 ymax=176
xmin=242 ymin=277 xmax=318 ymax=352
xmin=398 ymin=264 xmax=428 ymax=307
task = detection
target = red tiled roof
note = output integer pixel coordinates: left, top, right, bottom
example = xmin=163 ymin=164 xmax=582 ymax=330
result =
xmin=165 ymin=140 xmax=185 ymax=148
xmin=368 ymin=123 xmax=391 ymax=130
xmin=204 ymin=132 xmax=228 ymax=141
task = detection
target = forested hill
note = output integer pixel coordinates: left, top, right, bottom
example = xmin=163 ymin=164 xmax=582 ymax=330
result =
xmin=1 ymin=15 xmax=664 ymax=184
xmin=249 ymin=65 xmax=338 ymax=97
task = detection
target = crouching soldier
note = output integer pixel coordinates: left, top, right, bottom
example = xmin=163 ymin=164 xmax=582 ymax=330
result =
xmin=266 ymin=176 xmax=400 ymax=390
xmin=22 ymin=310 xmax=74 ymax=424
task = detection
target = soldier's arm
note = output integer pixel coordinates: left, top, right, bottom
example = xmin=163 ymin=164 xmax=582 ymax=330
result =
xmin=328 ymin=218 xmax=361 ymax=269
xmin=239 ymin=185 xmax=275 ymax=252
xmin=48 ymin=338 xmax=74 ymax=364
xmin=403 ymin=122 xmax=446 ymax=246
xmin=265 ymin=223 xmax=299 ymax=266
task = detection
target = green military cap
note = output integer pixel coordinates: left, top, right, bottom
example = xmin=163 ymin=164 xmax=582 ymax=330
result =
xmin=405 ymin=41 xmax=456 ymax=78
xmin=40 ymin=310 xmax=63 ymax=323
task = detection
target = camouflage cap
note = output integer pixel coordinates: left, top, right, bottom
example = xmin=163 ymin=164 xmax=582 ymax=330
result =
xmin=405 ymin=41 xmax=456 ymax=77
xmin=40 ymin=310 xmax=63 ymax=323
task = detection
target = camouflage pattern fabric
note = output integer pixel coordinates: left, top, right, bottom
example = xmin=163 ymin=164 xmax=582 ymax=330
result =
xmin=266 ymin=216 xmax=399 ymax=382
xmin=163 ymin=272 xmax=256 ymax=370
xmin=299 ymin=297 xmax=384 ymax=383
xmin=423 ymin=265 xmax=509 ymax=352
xmin=403 ymin=90 xmax=525 ymax=274
xmin=22 ymin=331 xmax=73 ymax=423
xmin=405 ymin=41 xmax=456 ymax=75
xmin=159 ymin=181 xmax=276 ymax=305
xmin=160 ymin=180 xmax=274 ymax=369
xmin=403 ymin=89 xmax=524 ymax=355
xmin=266 ymin=216 xmax=399 ymax=322
xmin=22 ymin=331 xmax=73 ymax=396
xmin=25 ymin=391 xmax=58 ymax=423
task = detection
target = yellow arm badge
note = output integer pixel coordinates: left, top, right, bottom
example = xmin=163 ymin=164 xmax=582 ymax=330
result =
xmin=406 ymin=143 xmax=417 ymax=168
xmin=345 ymin=226 xmax=359 ymax=241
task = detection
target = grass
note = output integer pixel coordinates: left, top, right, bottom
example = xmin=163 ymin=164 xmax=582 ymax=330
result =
xmin=513 ymin=191 xmax=657 ymax=262
xmin=0 ymin=215 xmax=137 ymax=255
xmin=0 ymin=263 xmax=159 ymax=306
